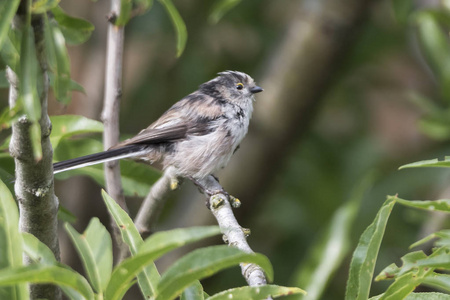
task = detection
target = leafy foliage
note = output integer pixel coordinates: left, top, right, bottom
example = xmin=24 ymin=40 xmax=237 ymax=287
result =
xmin=0 ymin=181 xmax=303 ymax=300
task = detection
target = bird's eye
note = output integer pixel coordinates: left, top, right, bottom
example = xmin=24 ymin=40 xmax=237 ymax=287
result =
xmin=236 ymin=83 xmax=244 ymax=90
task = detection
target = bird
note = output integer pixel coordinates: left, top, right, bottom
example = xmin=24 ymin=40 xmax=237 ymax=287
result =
xmin=53 ymin=71 xmax=263 ymax=196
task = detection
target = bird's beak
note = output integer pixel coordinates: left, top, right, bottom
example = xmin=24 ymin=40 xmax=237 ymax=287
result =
xmin=250 ymin=86 xmax=263 ymax=94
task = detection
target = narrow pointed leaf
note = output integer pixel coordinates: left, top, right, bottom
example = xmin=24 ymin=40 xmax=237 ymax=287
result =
xmin=0 ymin=33 xmax=20 ymax=73
xmin=19 ymin=22 xmax=42 ymax=160
xmin=51 ymin=6 xmax=94 ymax=45
xmin=22 ymin=233 xmax=85 ymax=300
xmin=158 ymin=0 xmax=187 ymax=57
xmin=22 ymin=232 xmax=57 ymax=265
xmin=31 ymin=0 xmax=60 ymax=13
xmin=44 ymin=15 xmax=72 ymax=104
xmin=0 ymin=0 xmax=20 ymax=48
xmin=156 ymin=245 xmax=273 ymax=300
xmin=115 ymin=0 xmax=133 ymax=26
xmin=0 ymin=264 xmax=94 ymax=300
xmin=102 ymin=190 xmax=159 ymax=298
xmin=399 ymin=157 xmax=450 ymax=169
xmin=181 ymin=281 xmax=204 ymax=300
xmin=207 ymin=285 xmax=306 ymax=300
xmin=0 ymin=179 xmax=27 ymax=300
xmin=421 ymin=273 xmax=450 ymax=292
xmin=19 ymin=23 xmax=40 ymax=122
xmin=396 ymin=198 xmax=450 ymax=213
xmin=65 ymin=218 xmax=112 ymax=293
xmin=345 ymin=196 xmax=396 ymax=300
xmin=106 ymin=226 xmax=221 ymax=300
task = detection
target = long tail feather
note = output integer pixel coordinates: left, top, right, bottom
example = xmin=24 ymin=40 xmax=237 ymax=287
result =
xmin=53 ymin=145 xmax=147 ymax=174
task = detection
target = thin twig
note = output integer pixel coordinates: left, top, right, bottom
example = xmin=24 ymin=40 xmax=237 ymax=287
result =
xmin=102 ymin=0 xmax=129 ymax=261
xmin=135 ymin=169 xmax=174 ymax=238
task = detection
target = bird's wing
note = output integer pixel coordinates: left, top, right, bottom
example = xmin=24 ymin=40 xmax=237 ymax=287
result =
xmin=113 ymin=92 xmax=223 ymax=148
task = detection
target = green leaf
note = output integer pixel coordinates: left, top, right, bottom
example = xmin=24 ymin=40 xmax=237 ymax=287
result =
xmin=44 ymin=15 xmax=72 ymax=104
xmin=0 ymin=33 xmax=20 ymax=72
xmin=0 ymin=0 xmax=20 ymax=48
xmin=372 ymin=292 xmax=450 ymax=300
xmin=0 ymin=100 xmax=21 ymax=131
xmin=156 ymin=245 xmax=273 ymax=300
xmin=345 ymin=196 xmax=396 ymax=300
xmin=102 ymin=190 xmax=160 ymax=299
xmin=22 ymin=233 xmax=86 ymax=300
xmin=19 ymin=23 xmax=40 ymax=122
xmin=181 ymin=281 xmax=204 ymax=300
xmin=0 ymin=154 xmax=14 ymax=191
xmin=106 ymin=226 xmax=221 ymax=300
xmin=379 ymin=268 xmax=434 ymax=300
xmin=207 ymin=285 xmax=306 ymax=300
xmin=22 ymin=232 xmax=57 ymax=265
xmin=115 ymin=0 xmax=133 ymax=26
xmin=399 ymin=157 xmax=450 ymax=169
xmin=31 ymin=0 xmax=60 ymax=13
xmin=415 ymin=10 xmax=450 ymax=101
xmin=50 ymin=115 xmax=103 ymax=149
xmin=410 ymin=229 xmax=450 ymax=249
xmin=0 ymin=179 xmax=28 ymax=300
xmin=138 ymin=226 xmax=221 ymax=254
xmin=209 ymin=0 xmax=241 ymax=24
xmin=57 ymin=205 xmax=77 ymax=223
xmin=396 ymin=198 xmax=450 ymax=213
xmin=65 ymin=218 xmax=113 ymax=293
xmin=51 ymin=6 xmax=94 ymax=45
xmin=421 ymin=273 xmax=450 ymax=292
xmin=293 ymin=173 xmax=373 ymax=300
xmin=19 ymin=22 xmax=42 ymax=160
xmin=0 ymin=264 xmax=94 ymax=300
xmin=30 ymin=122 xmax=42 ymax=161
xmin=158 ymin=0 xmax=187 ymax=57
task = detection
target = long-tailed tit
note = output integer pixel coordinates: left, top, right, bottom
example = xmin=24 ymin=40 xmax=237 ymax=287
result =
xmin=53 ymin=71 xmax=263 ymax=196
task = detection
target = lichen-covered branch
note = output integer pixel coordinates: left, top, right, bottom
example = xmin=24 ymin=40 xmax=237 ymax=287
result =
xmin=8 ymin=12 xmax=61 ymax=300
xmin=204 ymin=175 xmax=267 ymax=286
xmin=135 ymin=171 xmax=268 ymax=285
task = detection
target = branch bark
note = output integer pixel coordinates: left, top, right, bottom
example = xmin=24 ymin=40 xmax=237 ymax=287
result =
xmin=135 ymin=168 xmax=175 ymax=238
xmin=135 ymin=171 xmax=268 ymax=285
xmin=102 ymin=0 xmax=127 ymax=210
xmin=102 ymin=0 xmax=129 ymax=261
xmin=203 ymin=176 xmax=268 ymax=286
xmin=8 ymin=11 xmax=61 ymax=300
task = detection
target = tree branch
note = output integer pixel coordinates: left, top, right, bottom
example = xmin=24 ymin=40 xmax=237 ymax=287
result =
xmin=135 ymin=171 xmax=268 ymax=285
xmin=102 ymin=0 xmax=130 ymax=262
xmin=102 ymin=0 xmax=127 ymax=210
xmin=134 ymin=169 xmax=174 ymax=238
xmin=8 ymin=12 xmax=61 ymax=300
xmin=203 ymin=176 xmax=268 ymax=286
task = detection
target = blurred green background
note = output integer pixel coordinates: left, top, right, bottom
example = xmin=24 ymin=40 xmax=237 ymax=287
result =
xmin=3 ymin=0 xmax=450 ymax=298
